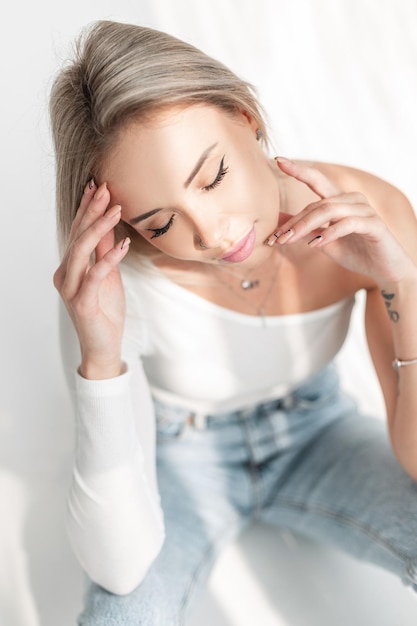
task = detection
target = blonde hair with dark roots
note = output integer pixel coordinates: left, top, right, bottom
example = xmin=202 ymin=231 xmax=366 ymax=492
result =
xmin=50 ymin=20 xmax=269 ymax=255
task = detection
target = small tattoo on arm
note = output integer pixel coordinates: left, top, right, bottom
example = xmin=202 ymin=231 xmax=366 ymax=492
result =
xmin=381 ymin=290 xmax=400 ymax=323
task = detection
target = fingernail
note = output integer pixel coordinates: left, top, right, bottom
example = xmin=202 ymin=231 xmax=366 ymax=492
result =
xmin=84 ymin=178 xmax=95 ymax=193
xmin=104 ymin=204 xmax=121 ymax=219
xmin=265 ymin=231 xmax=281 ymax=246
xmin=94 ymin=182 xmax=107 ymax=200
xmin=275 ymin=156 xmax=293 ymax=165
xmin=308 ymin=234 xmax=323 ymax=247
xmin=277 ymin=228 xmax=294 ymax=243
xmin=121 ymin=237 xmax=131 ymax=250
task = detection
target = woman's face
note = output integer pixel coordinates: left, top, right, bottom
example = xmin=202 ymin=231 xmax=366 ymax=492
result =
xmin=102 ymin=104 xmax=282 ymax=267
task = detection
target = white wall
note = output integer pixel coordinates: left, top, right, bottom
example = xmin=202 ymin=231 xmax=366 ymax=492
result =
xmin=1 ymin=1 xmax=417 ymax=624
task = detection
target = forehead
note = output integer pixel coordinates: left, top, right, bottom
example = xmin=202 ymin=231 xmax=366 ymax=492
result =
xmin=124 ymin=103 xmax=242 ymax=144
xmin=102 ymin=104 xmax=243 ymax=178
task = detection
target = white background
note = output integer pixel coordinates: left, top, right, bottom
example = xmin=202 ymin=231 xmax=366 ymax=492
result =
xmin=1 ymin=1 xmax=417 ymax=624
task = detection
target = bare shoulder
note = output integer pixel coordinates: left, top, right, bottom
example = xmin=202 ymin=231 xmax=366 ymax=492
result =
xmin=308 ymin=161 xmax=417 ymax=259
xmin=310 ymin=161 xmax=413 ymax=216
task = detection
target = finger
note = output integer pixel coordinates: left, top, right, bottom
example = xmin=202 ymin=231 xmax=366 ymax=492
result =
xmin=74 ymin=237 xmax=131 ymax=313
xmin=54 ymin=180 xmax=109 ymax=293
xmin=265 ymin=210 xmax=295 ymax=245
xmin=95 ymin=225 xmax=116 ymax=262
xmin=71 ymin=183 xmax=112 ymax=240
xmin=307 ymin=214 xmax=383 ymax=248
xmin=288 ymin=197 xmax=372 ymax=238
xmin=275 ymin=157 xmax=341 ymax=199
xmin=266 ymin=195 xmax=373 ymax=246
xmin=61 ymin=205 xmax=122 ymax=299
xmin=69 ymin=178 xmax=98 ymax=238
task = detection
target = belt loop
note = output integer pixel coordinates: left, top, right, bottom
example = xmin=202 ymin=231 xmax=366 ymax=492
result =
xmin=281 ymin=393 xmax=295 ymax=410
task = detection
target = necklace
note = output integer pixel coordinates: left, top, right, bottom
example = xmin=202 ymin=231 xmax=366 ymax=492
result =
xmin=207 ymin=249 xmax=284 ymax=326
xmin=212 ymin=265 xmax=279 ymax=326
xmin=213 ymin=263 xmax=261 ymax=290
xmin=212 ymin=243 xmax=283 ymax=291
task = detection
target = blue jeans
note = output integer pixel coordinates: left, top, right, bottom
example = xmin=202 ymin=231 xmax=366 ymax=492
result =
xmin=78 ymin=364 xmax=417 ymax=625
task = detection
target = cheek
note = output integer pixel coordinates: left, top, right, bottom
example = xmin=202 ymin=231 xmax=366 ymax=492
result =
xmin=139 ymin=222 xmax=195 ymax=260
xmin=230 ymin=166 xmax=273 ymax=215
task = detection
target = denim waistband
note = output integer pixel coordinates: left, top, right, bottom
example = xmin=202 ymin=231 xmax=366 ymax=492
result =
xmin=153 ymin=363 xmax=340 ymax=431
xmin=155 ymin=394 xmax=297 ymax=430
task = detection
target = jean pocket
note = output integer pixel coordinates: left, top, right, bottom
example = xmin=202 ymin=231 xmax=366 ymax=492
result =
xmin=291 ymin=364 xmax=340 ymax=412
xmin=293 ymin=389 xmax=338 ymax=411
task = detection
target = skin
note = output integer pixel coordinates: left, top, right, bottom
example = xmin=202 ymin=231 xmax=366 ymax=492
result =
xmin=54 ymin=103 xmax=417 ymax=479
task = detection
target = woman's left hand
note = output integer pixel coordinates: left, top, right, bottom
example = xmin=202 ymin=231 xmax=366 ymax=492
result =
xmin=267 ymin=158 xmax=413 ymax=286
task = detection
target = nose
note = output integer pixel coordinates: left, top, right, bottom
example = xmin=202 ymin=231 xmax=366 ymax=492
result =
xmin=196 ymin=237 xmax=209 ymax=250
xmin=190 ymin=209 xmax=231 ymax=252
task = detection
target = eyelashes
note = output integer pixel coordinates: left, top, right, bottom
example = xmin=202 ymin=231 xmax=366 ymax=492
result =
xmin=148 ymin=214 xmax=175 ymax=239
xmin=202 ymin=157 xmax=229 ymax=191
xmin=147 ymin=156 xmax=228 ymax=239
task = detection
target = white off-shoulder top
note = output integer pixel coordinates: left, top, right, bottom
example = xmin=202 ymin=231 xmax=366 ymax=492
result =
xmin=59 ymin=256 xmax=355 ymax=595
xmin=121 ymin=257 xmax=355 ymax=413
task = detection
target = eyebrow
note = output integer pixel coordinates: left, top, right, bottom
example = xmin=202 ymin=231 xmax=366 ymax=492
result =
xmin=130 ymin=208 xmax=162 ymax=225
xmin=183 ymin=142 xmax=218 ymax=188
xmin=129 ymin=142 xmax=218 ymax=225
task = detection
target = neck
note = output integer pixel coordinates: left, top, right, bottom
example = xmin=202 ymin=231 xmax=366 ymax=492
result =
xmin=204 ymin=246 xmax=285 ymax=295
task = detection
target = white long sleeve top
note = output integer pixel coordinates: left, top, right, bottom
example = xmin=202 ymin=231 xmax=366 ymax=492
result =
xmin=60 ymin=256 xmax=354 ymax=594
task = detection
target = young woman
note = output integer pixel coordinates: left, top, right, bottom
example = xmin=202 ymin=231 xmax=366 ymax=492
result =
xmin=51 ymin=19 xmax=417 ymax=625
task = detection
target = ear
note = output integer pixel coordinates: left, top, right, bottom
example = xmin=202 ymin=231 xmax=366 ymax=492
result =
xmin=239 ymin=109 xmax=258 ymax=132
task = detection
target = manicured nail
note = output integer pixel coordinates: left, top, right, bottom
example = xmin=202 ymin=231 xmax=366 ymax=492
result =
xmin=308 ymin=234 xmax=323 ymax=247
xmin=84 ymin=178 xmax=95 ymax=193
xmin=94 ymin=182 xmax=107 ymax=200
xmin=277 ymin=228 xmax=294 ymax=243
xmin=265 ymin=231 xmax=281 ymax=246
xmin=121 ymin=236 xmax=131 ymax=250
xmin=275 ymin=156 xmax=294 ymax=165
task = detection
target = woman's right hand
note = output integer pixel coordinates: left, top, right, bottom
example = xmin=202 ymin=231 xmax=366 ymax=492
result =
xmin=53 ymin=180 xmax=131 ymax=379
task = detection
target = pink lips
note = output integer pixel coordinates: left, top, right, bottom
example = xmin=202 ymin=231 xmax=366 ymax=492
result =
xmin=220 ymin=226 xmax=256 ymax=263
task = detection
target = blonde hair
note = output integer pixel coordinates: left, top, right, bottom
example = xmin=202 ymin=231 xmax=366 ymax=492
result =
xmin=50 ymin=20 xmax=269 ymax=255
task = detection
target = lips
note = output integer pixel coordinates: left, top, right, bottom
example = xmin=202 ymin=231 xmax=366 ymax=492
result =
xmin=220 ymin=226 xmax=256 ymax=263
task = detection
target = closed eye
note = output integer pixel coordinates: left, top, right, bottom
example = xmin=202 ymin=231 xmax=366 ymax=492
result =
xmin=203 ymin=157 xmax=229 ymax=191
xmin=145 ymin=156 xmax=228 ymax=239
xmin=147 ymin=214 xmax=175 ymax=239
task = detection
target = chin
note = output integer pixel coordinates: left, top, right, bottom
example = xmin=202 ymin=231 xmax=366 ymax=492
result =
xmin=242 ymin=243 xmax=273 ymax=268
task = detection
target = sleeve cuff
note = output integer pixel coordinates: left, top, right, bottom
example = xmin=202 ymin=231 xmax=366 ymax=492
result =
xmin=75 ymin=363 xmax=131 ymax=398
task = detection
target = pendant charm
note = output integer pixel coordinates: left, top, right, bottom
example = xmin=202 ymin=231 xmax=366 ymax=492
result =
xmin=241 ymin=279 xmax=259 ymax=290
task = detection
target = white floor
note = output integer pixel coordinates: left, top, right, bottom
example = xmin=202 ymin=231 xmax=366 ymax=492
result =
xmin=5 ymin=464 xmax=417 ymax=626
xmin=190 ymin=525 xmax=417 ymax=626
